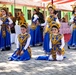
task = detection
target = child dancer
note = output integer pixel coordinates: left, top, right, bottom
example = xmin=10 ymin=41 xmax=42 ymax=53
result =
xmin=42 ymin=3 xmax=60 ymax=54
xmin=9 ymin=25 xmax=31 ymax=61
xmin=37 ymin=21 xmax=65 ymax=61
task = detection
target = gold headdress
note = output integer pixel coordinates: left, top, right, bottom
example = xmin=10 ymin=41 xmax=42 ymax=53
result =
xmin=46 ymin=2 xmax=56 ymax=10
xmin=71 ymin=2 xmax=76 ymax=10
xmin=19 ymin=21 xmax=28 ymax=28
xmin=50 ymin=21 xmax=60 ymax=29
xmin=20 ymin=23 xmax=28 ymax=29
xmin=2 ymin=4 xmax=7 ymax=10
xmin=1 ymin=4 xmax=8 ymax=15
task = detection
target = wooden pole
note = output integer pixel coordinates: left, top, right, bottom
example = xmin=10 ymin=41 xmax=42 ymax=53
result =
xmin=51 ymin=0 xmax=53 ymax=5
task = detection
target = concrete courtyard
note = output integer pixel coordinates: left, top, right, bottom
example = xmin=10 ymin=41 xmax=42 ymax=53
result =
xmin=0 ymin=44 xmax=76 ymax=75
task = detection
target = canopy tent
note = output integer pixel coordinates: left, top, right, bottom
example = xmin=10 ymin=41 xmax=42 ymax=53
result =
xmin=37 ymin=0 xmax=76 ymax=11
xmin=0 ymin=0 xmax=76 ymax=11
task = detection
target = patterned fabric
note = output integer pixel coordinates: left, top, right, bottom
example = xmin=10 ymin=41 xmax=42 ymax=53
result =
xmin=0 ymin=16 xmax=11 ymax=49
xmin=73 ymin=24 xmax=76 ymax=30
xmin=46 ymin=15 xmax=57 ymax=33
xmin=18 ymin=34 xmax=29 ymax=49
xmin=50 ymin=34 xmax=65 ymax=60
xmin=1 ymin=17 xmax=10 ymax=37
xmin=43 ymin=15 xmax=58 ymax=53
xmin=9 ymin=33 xmax=31 ymax=61
xmin=30 ymin=23 xmax=37 ymax=30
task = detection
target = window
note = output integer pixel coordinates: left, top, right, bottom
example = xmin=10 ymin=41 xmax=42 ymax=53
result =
xmin=27 ymin=10 xmax=31 ymax=20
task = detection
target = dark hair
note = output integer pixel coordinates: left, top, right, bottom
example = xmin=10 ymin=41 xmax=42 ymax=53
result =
xmin=33 ymin=9 xmax=37 ymax=13
xmin=32 ymin=9 xmax=37 ymax=18
xmin=48 ymin=6 xmax=57 ymax=15
xmin=1 ymin=8 xmax=8 ymax=16
xmin=52 ymin=26 xmax=58 ymax=29
xmin=36 ymin=7 xmax=40 ymax=11
xmin=72 ymin=6 xmax=76 ymax=14
xmin=48 ymin=6 xmax=53 ymax=10
xmin=52 ymin=26 xmax=59 ymax=32
xmin=54 ymin=10 xmax=58 ymax=15
xmin=21 ymin=25 xmax=27 ymax=29
xmin=62 ymin=17 xmax=66 ymax=22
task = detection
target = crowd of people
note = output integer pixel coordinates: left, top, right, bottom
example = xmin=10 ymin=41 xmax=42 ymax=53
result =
xmin=0 ymin=3 xmax=76 ymax=61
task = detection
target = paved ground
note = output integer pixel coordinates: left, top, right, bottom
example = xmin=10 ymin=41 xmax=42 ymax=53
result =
xmin=0 ymin=44 xmax=76 ymax=75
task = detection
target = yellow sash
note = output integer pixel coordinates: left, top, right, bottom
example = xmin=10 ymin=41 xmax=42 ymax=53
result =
xmin=18 ymin=34 xmax=31 ymax=57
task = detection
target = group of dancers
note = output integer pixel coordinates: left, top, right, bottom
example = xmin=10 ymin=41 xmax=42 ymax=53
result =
xmin=0 ymin=3 xmax=76 ymax=61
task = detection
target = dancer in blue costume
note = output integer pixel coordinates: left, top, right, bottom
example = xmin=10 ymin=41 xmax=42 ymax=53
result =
xmin=30 ymin=9 xmax=42 ymax=46
xmin=0 ymin=8 xmax=13 ymax=51
xmin=69 ymin=5 xmax=76 ymax=33
xmin=0 ymin=12 xmax=2 ymax=49
xmin=68 ymin=16 xmax=76 ymax=47
xmin=41 ymin=3 xmax=60 ymax=54
xmin=8 ymin=25 xmax=31 ymax=61
xmin=37 ymin=21 xmax=65 ymax=61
